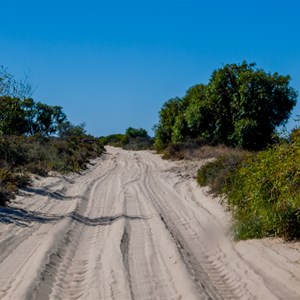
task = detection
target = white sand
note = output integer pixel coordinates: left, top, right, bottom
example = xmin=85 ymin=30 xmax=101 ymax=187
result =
xmin=0 ymin=146 xmax=299 ymax=299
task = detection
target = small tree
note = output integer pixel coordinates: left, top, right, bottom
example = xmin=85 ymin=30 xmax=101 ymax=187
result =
xmin=184 ymin=84 xmax=214 ymax=142
xmin=125 ymin=127 xmax=148 ymax=138
xmin=33 ymin=102 xmax=66 ymax=136
xmin=0 ymin=97 xmax=29 ymax=135
xmin=208 ymin=62 xmax=297 ymax=149
xmin=154 ymin=62 xmax=297 ymax=150
xmin=154 ymin=97 xmax=183 ymax=148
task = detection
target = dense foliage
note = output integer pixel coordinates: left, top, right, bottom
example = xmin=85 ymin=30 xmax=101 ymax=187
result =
xmin=100 ymin=127 xmax=153 ymax=150
xmin=155 ymin=62 xmax=297 ymax=150
xmin=197 ymin=129 xmax=300 ymax=240
xmin=0 ymin=97 xmax=66 ymax=136
xmin=0 ymin=67 xmax=105 ymax=205
xmin=0 ymin=133 xmax=104 ymax=205
xmin=224 ymin=130 xmax=300 ymax=240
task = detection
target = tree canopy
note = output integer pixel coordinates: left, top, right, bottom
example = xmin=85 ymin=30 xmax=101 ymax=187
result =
xmin=125 ymin=127 xmax=148 ymax=138
xmin=0 ymin=67 xmax=67 ymax=137
xmin=155 ymin=62 xmax=297 ymax=150
xmin=0 ymin=97 xmax=66 ymax=136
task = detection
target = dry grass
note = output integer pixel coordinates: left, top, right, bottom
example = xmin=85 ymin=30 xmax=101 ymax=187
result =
xmin=162 ymin=141 xmax=243 ymax=161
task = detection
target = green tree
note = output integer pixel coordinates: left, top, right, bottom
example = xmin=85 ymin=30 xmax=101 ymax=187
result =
xmin=58 ymin=121 xmax=87 ymax=138
xmin=32 ymin=102 xmax=67 ymax=136
xmin=208 ymin=62 xmax=297 ymax=149
xmin=184 ymin=84 xmax=214 ymax=142
xmin=154 ymin=97 xmax=183 ymax=149
xmin=125 ymin=127 xmax=148 ymax=138
xmin=0 ymin=67 xmax=67 ymax=137
xmin=0 ymin=97 xmax=29 ymax=135
xmin=0 ymin=96 xmax=67 ymax=137
xmin=155 ymin=62 xmax=297 ymax=150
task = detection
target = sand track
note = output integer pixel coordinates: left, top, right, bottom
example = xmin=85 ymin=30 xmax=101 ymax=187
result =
xmin=0 ymin=147 xmax=299 ymax=299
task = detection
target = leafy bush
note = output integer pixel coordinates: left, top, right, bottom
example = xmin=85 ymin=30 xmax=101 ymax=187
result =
xmin=0 ymin=67 xmax=105 ymax=205
xmin=100 ymin=127 xmax=153 ymax=150
xmin=196 ymin=131 xmax=300 ymax=240
xmin=49 ymin=136 xmax=105 ymax=173
xmin=125 ymin=127 xmax=148 ymax=139
xmin=0 ymin=134 xmax=105 ymax=205
xmin=99 ymin=134 xmax=126 ymax=147
xmin=224 ymin=137 xmax=300 ymax=240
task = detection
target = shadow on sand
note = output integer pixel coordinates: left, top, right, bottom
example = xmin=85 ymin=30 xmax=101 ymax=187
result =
xmin=24 ymin=187 xmax=87 ymax=201
xmin=0 ymin=206 xmax=145 ymax=227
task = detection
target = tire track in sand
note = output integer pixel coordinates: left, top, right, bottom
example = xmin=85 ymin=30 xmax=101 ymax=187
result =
xmin=0 ymin=148 xmax=298 ymax=299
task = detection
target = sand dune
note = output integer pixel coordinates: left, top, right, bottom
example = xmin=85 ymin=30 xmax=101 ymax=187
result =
xmin=0 ymin=147 xmax=299 ymax=299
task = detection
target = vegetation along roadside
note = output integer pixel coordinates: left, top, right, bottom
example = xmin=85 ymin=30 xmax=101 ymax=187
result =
xmin=154 ymin=61 xmax=299 ymax=241
xmin=0 ymin=67 xmax=105 ymax=205
xmin=100 ymin=126 xmax=154 ymax=150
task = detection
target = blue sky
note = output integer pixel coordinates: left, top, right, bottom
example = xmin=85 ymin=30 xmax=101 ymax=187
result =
xmin=1 ymin=0 xmax=300 ymax=136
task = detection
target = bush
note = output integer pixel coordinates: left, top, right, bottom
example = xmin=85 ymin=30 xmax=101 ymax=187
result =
xmin=0 ymin=168 xmax=31 ymax=205
xmin=196 ymin=134 xmax=300 ymax=240
xmin=0 ymin=186 xmax=14 ymax=206
xmin=99 ymin=134 xmax=125 ymax=147
xmin=122 ymin=136 xmax=154 ymax=150
xmin=162 ymin=139 xmax=206 ymax=160
xmin=162 ymin=143 xmax=186 ymax=160
xmin=0 ymin=134 xmax=105 ymax=205
xmin=224 ymin=134 xmax=300 ymax=240
xmin=197 ymin=149 xmax=250 ymax=195
xmin=0 ymin=67 xmax=105 ymax=204
xmin=100 ymin=127 xmax=154 ymax=151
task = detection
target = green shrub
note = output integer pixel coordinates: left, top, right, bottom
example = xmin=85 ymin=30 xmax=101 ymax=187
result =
xmin=100 ymin=128 xmax=153 ymax=150
xmin=224 ymin=136 xmax=300 ymax=240
xmin=0 ymin=134 xmax=105 ymax=204
xmin=0 ymin=68 xmax=105 ymax=204
xmin=99 ymin=134 xmax=125 ymax=147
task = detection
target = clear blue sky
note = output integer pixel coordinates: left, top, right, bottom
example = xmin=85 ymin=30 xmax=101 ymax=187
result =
xmin=1 ymin=0 xmax=300 ymax=136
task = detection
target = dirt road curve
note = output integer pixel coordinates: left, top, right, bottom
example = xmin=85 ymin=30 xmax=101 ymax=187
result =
xmin=0 ymin=147 xmax=299 ymax=299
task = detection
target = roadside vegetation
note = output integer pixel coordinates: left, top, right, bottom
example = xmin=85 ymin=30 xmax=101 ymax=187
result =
xmin=100 ymin=127 xmax=153 ymax=150
xmin=224 ymin=130 xmax=300 ymax=240
xmin=154 ymin=61 xmax=299 ymax=240
xmin=0 ymin=67 xmax=104 ymax=205
xmin=154 ymin=61 xmax=296 ymax=151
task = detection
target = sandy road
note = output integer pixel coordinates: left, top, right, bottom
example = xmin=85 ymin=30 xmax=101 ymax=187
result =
xmin=0 ymin=147 xmax=299 ymax=299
